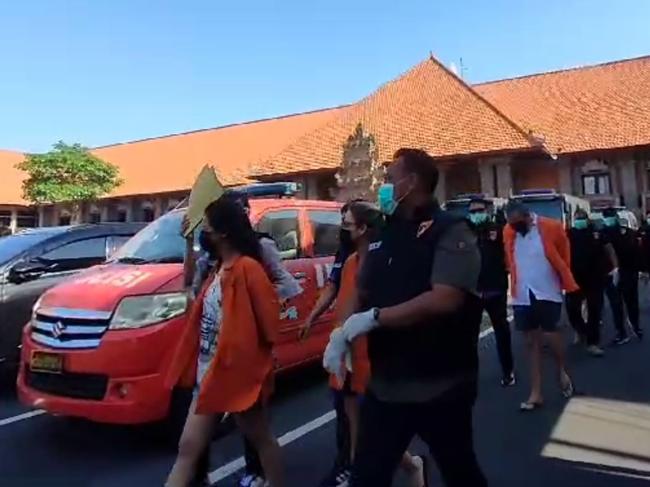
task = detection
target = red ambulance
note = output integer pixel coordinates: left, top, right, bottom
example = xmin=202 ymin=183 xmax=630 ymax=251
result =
xmin=18 ymin=183 xmax=341 ymax=425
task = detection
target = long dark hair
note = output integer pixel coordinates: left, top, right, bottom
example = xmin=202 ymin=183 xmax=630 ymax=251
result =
xmin=204 ymin=196 xmax=262 ymax=263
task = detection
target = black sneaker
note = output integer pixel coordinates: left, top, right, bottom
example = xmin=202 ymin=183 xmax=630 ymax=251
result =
xmin=319 ymin=465 xmax=350 ymax=487
xmin=501 ymin=372 xmax=516 ymax=387
xmin=632 ymin=328 xmax=644 ymax=341
xmin=613 ymin=334 xmax=631 ymax=346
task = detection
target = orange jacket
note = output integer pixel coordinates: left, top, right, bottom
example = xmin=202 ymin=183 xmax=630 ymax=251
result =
xmin=504 ymin=216 xmax=579 ymax=297
xmin=328 ymin=253 xmax=370 ymax=394
xmin=165 ymin=256 xmax=280 ymax=414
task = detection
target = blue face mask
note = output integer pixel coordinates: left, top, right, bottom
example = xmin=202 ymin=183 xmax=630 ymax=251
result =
xmin=573 ymin=219 xmax=588 ymax=230
xmin=377 ymin=183 xmax=398 ymax=215
xmin=603 ymin=217 xmax=618 ymax=227
xmin=468 ymin=212 xmax=489 ymax=225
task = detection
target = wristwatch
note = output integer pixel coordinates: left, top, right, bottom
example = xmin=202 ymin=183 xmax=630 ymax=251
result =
xmin=372 ymin=307 xmax=381 ymax=323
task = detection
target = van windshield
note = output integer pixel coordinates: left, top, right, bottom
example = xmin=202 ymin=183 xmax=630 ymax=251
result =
xmin=518 ymin=198 xmax=564 ymax=221
xmin=0 ymin=230 xmax=62 ymax=265
xmin=111 ymin=211 xmax=193 ymax=264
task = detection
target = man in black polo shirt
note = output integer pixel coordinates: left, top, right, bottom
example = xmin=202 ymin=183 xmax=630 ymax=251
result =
xmin=324 ymin=148 xmax=486 ymax=487
xmin=601 ymin=208 xmax=644 ymax=343
xmin=565 ymin=209 xmax=618 ymax=356
xmin=467 ymin=197 xmax=514 ymax=387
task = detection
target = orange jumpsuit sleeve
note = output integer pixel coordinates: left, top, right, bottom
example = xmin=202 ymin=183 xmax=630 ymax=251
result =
xmin=243 ymin=259 xmax=281 ymax=345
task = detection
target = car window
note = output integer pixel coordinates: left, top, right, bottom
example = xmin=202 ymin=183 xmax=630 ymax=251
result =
xmin=308 ymin=210 xmax=341 ymax=257
xmin=106 ymin=235 xmax=132 ymax=258
xmin=0 ymin=231 xmax=61 ymax=265
xmin=42 ymin=237 xmax=107 ymax=261
xmin=256 ymin=210 xmax=300 ymax=260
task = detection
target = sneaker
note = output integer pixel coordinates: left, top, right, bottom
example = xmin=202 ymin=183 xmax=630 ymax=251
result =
xmin=632 ymin=328 xmax=644 ymax=341
xmin=405 ymin=455 xmax=428 ymax=487
xmin=613 ymin=334 xmax=630 ymax=346
xmin=586 ymin=345 xmax=605 ymax=357
xmin=319 ymin=466 xmax=350 ymax=487
xmin=500 ymin=372 xmax=516 ymax=387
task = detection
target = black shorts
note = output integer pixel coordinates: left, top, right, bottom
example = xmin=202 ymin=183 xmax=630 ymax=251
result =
xmin=513 ymin=291 xmax=562 ymax=332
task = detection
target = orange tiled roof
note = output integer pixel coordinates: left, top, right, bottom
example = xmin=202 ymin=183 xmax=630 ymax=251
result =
xmin=252 ymin=56 xmax=536 ymax=177
xmin=475 ymin=55 xmax=650 ymax=155
xmin=0 ymin=150 xmax=28 ymax=206
xmin=91 ymin=106 xmax=349 ymax=197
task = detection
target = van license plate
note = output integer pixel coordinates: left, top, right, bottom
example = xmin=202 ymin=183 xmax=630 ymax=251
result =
xmin=30 ymin=351 xmax=63 ymax=373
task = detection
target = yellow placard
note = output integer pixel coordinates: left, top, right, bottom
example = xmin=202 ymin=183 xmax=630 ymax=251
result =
xmin=183 ymin=165 xmax=224 ymax=237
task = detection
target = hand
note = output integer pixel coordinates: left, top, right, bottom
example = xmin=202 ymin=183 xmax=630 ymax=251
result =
xmin=299 ymin=316 xmax=314 ymax=341
xmin=322 ymin=329 xmax=348 ymax=385
xmin=609 ymin=267 xmax=620 ymax=286
xmin=341 ymin=309 xmax=379 ymax=343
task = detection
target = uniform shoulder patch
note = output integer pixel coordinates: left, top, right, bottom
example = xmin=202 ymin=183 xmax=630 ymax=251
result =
xmin=417 ymin=220 xmax=433 ymax=238
xmin=369 ymin=241 xmax=382 ymax=251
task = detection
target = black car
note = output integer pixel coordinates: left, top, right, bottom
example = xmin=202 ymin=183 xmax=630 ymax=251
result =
xmin=0 ymin=222 xmax=144 ymax=368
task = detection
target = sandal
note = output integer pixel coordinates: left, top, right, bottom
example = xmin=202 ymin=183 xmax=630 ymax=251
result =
xmin=560 ymin=372 xmax=575 ymax=398
xmin=519 ymin=401 xmax=544 ymax=412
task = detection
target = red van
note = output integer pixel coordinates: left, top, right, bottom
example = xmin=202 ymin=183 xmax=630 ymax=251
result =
xmin=18 ymin=184 xmax=341 ymax=425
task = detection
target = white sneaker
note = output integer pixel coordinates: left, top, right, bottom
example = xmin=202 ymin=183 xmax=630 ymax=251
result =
xmin=405 ymin=455 xmax=426 ymax=487
xmin=586 ymin=345 xmax=604 ymax=357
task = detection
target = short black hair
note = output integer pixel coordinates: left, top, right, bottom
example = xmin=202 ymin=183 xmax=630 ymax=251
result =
xmin=341 ymin=198 xmax=366 ymax=215
xmin=505 ymin=200 xmax=530 ymax=217
xmin=221 ymin=190 xmax=250 ymax=210
xmin=393 ymin=148 xmax=439 ymax=194
xmin=602 ymin=207 xmax=618 ymax=218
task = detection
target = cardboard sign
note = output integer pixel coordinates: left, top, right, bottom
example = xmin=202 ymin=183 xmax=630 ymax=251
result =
xmin=183 ymin=165 xmax=224 ymax=237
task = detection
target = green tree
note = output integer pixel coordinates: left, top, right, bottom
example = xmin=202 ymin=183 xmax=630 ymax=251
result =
xmin=16 ymin=141 xmax=122 ymax=220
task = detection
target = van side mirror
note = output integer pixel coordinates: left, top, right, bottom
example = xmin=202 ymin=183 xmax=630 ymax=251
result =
xmin=8 ymin=259 xmax=57 ymax=284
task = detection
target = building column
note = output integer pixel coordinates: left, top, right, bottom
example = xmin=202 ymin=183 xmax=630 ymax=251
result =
xmin=435 ymin=165 xmax=447 ymax=201
xmin=619 ymin=158 xmax=640 ymax=211
xmin=154 ymin=198 xmax=164 ymax=218
xmin=9 ymin=208 xmax=18 ymax=233
xmin=478 ymin=160 xmax=494 ymax=197
xmin=37 ymin=207 xmax=45 ymax=227
xmin=557 ymin=157 xmax=573 ymax=194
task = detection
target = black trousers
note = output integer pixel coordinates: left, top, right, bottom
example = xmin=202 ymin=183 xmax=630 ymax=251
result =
xmin=350 ymin=389 xmax=487 ymax=487
xmin=565 ymin=284 xmax=604 ymax=346
xmin=605 ymin=271 xmax=640 ymax=336
xmin=481 ymin=293 xmax=513 ymax=377
xmin=332 ymin=388 xmax=352 ymax=469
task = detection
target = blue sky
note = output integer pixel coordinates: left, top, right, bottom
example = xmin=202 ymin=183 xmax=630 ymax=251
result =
xmin=1 ymin=0 xmax=649 ymax=153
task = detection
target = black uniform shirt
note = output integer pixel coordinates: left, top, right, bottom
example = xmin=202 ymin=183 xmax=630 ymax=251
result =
xmin=568 ymin=226 xmax=611 ymax=286
xmin=603 ymin=225 xmax=640 ymax=272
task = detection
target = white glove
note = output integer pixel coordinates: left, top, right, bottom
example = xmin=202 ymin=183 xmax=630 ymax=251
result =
xmin=609 ymin=267 xmax=620 ymax=286
xmin=323 ymin=329 xmax=349 ymax=385
xmin=341 ymin=309 xmax=380 ymax=343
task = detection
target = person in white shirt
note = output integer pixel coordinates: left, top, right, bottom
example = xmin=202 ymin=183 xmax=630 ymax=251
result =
xmin=504 ymin=202 xmax=578 ymax=411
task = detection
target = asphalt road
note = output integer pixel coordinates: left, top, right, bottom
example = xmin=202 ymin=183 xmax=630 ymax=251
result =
xmin=1 ymin=296 xmax=650 ymax=487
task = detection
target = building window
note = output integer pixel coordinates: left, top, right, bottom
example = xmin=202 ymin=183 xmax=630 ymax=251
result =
xmin=59 ymin=214 xmax=72 ymax=226
xmin=16 ymin=210 xmax=37 ymax=229
xmin=116 ymin=209 xmax=128 ymax=222
xmin=582 ymin=173 xmax=610 ymax=195
xmin=89 ymin=212 xmax=101 ymax=224
xmin=0 ymin=210 xmax=11 ymax=227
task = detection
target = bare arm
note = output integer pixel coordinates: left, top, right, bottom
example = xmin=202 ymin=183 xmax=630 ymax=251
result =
xmin=307 ymin=282 xmax=338 ymax=323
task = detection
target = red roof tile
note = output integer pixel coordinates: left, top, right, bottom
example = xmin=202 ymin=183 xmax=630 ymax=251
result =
xmin=475 ymin=55 xmax=650 ymax=154
xmin=252 ymin=56 xmax=535 ymax=177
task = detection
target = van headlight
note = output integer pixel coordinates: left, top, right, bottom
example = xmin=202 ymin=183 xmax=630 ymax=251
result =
xmin=109 ymin=292 xmax=188 ymax=330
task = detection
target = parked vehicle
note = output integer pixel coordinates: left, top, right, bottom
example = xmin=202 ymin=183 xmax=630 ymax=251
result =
xmin=0 ymin=223 xmax=144 ymax=368
xmin=511 ymin=190 xmax=590 ymax=228
xmin=18 ymin=184 xmax=341 ymax=426
xmin=444 ymin=193 xmax=508 ymax=222
xmin=590 ymin=206 xmax=639 ymax=230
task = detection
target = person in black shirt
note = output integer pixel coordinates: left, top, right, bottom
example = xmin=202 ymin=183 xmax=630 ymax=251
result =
xmin=565 ymin=209 xmax=618 ymax=356
xmin=324 ymin=148 xmax=486 ymax=487
xmin=467 ymin=197 xmax=514 ymax=387
xmin=601 ymin=208 xmax=644 ymax=343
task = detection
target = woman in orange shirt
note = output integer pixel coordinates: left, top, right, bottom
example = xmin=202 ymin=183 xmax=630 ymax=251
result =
xmin=325 ymin=200 xmax=428 ymax=487
xmin=165 ymin=197 xmax=284 ymax=487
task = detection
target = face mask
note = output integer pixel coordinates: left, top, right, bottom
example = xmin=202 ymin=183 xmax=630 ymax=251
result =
xmin=339 ymin=228 xmax=353 ymax=250
xmin=573 ymin=219 xmax=588 ymax=230
xmin=377 ymin=183 xmax=398 ymax=215
xmin=603 ymin=217 xmax=618 ymax=227
xmin=512 ymin=221 xmax=529 ymax=236
xmin=469 ymin=212 xmax=489 ymax=225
